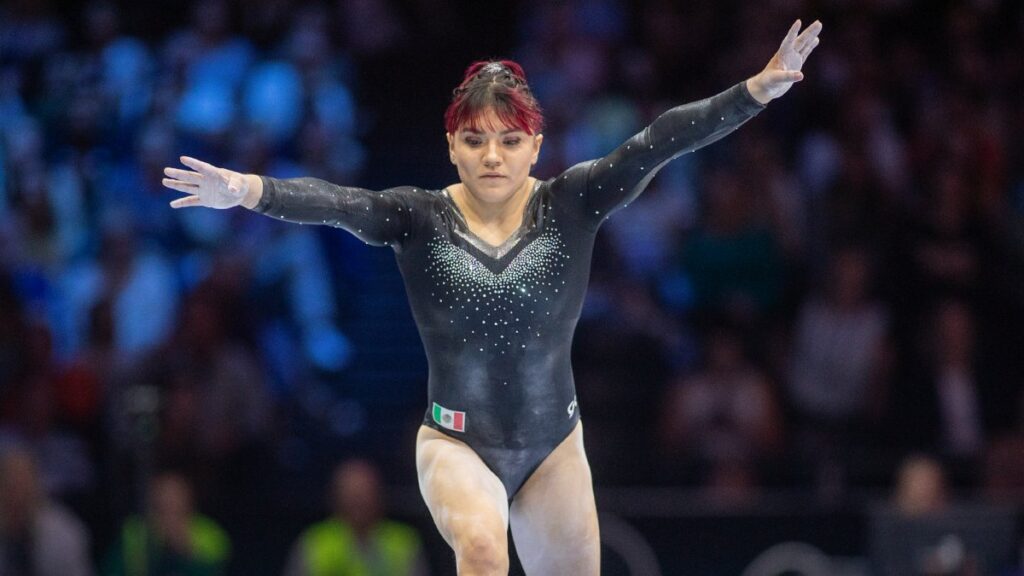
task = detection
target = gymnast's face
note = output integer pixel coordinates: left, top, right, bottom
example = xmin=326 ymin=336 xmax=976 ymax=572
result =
xmin=447 ymin=108 xmax=543 ymax=205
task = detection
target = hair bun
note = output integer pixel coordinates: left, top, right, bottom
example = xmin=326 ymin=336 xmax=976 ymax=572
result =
xmin=460 ymin=60 xmax=529 ymax=88
xmin=476 ymin=60 xmax=526 ymax=86
xmin=480 ymin=62 xmax=508 ymax=76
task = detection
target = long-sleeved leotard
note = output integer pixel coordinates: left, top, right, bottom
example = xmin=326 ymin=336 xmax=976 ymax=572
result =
xmin=255 ymin=82 xmax=765 ymax=497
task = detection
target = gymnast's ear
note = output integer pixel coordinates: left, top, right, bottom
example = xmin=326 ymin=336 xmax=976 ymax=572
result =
xmin=446 ymin=132 xmax=456 ymax=163
xmin=531 ymin=133 xmax=543 ymax=165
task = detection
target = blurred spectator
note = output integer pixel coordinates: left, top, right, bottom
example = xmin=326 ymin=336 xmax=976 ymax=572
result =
xmin=876 ymin=455 xmax=997 ymax=576
xmin=282 ymin=459 xmax=428 ymax=576
xmin=291 ymin=17 xmax=358 ymax=126
xmin=0 ymin=0 xmax=65 ymax=65
xmin=58 ymin=212 xmax=178 ymax=360
xmin=241 ymin=61 xmax=304 ymax=145
xmin=0 ymin=446 xmax=93 ymax=576
xmin=788 ymin=245 xmax=891 ymax=427
xmin=562 ymin=95 xmax=638 ymax=167
xmin=5 ymin=145 xmax=89 ymax=275
xmin=982 ymin=392 xmax=1024 ymax=502
xmin=733 ymin=130 xmax=807 ymax=270
xmin=0 ymin=272 xmax=31 ymax=397
xmin=786 ymin=245 xmax=893 ymax=486
xmin=102 ymin=471 xmax=230 ymax=576
xmin=892 ymin=455 xmax=950 ymax=518
xmin=337 ymin=0 xmax=407 ymax=56
xmin=83 ymin=0 xmax=155 ymax=127
xmin=657 ymin=323 xmax=782 ymax=488
xmin=100 ymin=122 xmax=183 ymax=251
xmin=165 ymin=0 xmax=254 ymax=136
xmin=144 ymin=280 xmax=270 ymax=502
xmin=897 ymin=300 xmax=990 ymax=460
xmin=892 ymin=142 xmax=1015 ymax=380
xmin=574 ymin=276 xmax=677 ymax=483
xmin=603 ymin=177 xmax=693 ymax=282
xmin=0 ymin=319 xmax=95 ymax=498
xmin=901 ymin=166 xmax=988 ymax=304
xmin=672 ymin=167 xmax=785 ymax=322
xmin=249 ymin=223 xmax=355 ymax=386
xmin=53 ymin=296 xmax=114 ymax=433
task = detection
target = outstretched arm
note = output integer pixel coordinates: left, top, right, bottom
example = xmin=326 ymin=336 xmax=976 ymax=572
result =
xmin=556 ymin=19 xmax=822 ymax=227
xmin=162 ymin=156 xmax=414 ymax=248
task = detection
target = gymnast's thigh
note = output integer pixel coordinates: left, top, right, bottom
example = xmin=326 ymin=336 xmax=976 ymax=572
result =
xmin=509 ymin=421 xmax=600 ymax=576
xmin=415 ymin=425 xmax=510 ymax=549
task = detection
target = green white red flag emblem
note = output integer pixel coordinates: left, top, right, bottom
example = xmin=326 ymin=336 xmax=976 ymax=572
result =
xmin=432 ymin=402 xmax=466 ymax=432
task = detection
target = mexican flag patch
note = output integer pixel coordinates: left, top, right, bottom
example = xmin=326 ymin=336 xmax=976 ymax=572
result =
xmin=432 ymin=402 xmax=466 ymax=432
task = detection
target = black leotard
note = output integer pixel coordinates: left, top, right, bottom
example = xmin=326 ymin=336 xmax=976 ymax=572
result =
xmin=254 ymin=82 xmax=765 ymax=497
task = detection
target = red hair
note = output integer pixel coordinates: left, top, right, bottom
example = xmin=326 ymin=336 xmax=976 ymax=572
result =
xmin=444 ymin=60 xmax=544 ymax=135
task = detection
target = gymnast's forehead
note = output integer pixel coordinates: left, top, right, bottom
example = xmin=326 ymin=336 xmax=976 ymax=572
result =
xmin=457 ymin=108 xmax=529 ymax=133
xmin=457 ymin=106 xmax=537 ymax=136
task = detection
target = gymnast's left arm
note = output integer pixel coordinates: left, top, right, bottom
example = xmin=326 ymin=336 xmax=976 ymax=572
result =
xmin=575 ymin=19 xmax=822 ymax=225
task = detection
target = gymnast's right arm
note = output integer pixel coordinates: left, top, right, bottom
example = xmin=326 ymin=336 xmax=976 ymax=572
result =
xmin=163 ymin=156 xmax=412 ymax=247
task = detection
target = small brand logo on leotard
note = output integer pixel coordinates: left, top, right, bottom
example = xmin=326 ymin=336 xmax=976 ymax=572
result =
xmin=567 ymin=398 xmax=577 ymax=417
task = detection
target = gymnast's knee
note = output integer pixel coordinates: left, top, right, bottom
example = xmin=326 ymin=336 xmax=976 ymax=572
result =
xmin=454 ymin=529 xmax=509 ymax=575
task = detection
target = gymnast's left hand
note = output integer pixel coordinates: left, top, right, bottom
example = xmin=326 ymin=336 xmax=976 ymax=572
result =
xmin=746 ymin=19 xmax=822 ymax=104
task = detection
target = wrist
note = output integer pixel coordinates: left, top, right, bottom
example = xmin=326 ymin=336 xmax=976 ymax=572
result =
xmin=241 ymin=174 xmax=263 ymax=209
xmin=745 ymin=76 xmax=772 ymax=105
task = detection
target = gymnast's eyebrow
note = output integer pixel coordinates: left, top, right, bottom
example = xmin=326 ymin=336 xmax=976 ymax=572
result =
xmin=460 ymin=127 xmax=525 ymax=135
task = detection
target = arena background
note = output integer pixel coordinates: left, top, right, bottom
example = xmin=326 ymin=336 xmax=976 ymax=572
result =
xmin=2 ymin=0 xmax=1024 ymax=574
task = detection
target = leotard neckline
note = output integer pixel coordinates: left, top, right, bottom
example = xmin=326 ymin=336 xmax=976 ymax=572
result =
xmin=440 ymin=180 xmax=543 ymax=260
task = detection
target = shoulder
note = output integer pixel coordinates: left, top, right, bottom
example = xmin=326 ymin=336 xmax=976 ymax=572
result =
xmin=543 ymin=160 xmax=598 ymax=207
xmin=548 ymin=160 xmax=598 ymax=189
xmin=385 ymin=185 xmax=448 ymax=209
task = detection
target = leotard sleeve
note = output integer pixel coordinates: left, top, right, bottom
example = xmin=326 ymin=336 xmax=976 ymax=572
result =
xmin=253 ymin=176 xmax=418 ymax=249
xmin=553 ymin=81 xmax=766 ymax=229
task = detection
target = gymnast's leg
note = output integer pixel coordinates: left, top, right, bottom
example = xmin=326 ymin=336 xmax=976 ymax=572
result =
xmin=509 ymin=421 xmax=600 ymax=576
xmin=416 ymin=425 xmax=511 ymax=576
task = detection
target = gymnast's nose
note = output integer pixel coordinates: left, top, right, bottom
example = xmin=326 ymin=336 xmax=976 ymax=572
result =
xmin=483 ymin=141 xmax=501 ymax=166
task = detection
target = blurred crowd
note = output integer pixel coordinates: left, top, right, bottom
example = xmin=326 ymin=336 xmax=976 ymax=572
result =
xmin=2 ymin=0 xmax=1024 ymax=572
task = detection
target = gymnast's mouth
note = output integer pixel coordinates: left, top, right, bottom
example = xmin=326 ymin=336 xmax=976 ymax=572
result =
xmin=480 ymin=173 xmax=506 ymax=179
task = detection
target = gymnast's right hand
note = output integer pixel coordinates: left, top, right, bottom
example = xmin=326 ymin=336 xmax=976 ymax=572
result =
xmin=163 ymin=156 xmax=260 ymax=209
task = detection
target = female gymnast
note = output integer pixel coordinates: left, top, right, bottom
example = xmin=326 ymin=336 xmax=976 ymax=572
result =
xmin=163 ymin=19 xmax=821 ymax=576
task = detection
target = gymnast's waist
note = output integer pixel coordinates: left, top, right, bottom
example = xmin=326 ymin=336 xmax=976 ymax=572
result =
xmin=424 ymin=376 xmax=578 ymax=444
xmin=421 ymin=398 xmax=579 ymax=448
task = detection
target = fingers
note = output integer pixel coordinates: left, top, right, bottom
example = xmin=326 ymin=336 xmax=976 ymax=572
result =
xmin=765 ymin=69 xmax=804 ymax=86
xmin=781 ymin=19 xmax=822 ymax=55
xmin=799 ymin=36 xmax=820 ymax=60
xmin=779 ymin=19 xmax=801 ymax=53
xmin=169 ymin=195 xmax=202 ymax=209
xmin=163 ymin=167 xmax=204 ymax=185
xmin=162 ymin=178 xmax=198 ymax=194
xmin=794 ymin=20 xmax=823 ymax=52
xmin=179 ymin=156 xmax=221 ymax=177
xmin=778 ymin=70 xmax=804 ymax=82
xmin=226 ymin=173 xmax=249 ymax=197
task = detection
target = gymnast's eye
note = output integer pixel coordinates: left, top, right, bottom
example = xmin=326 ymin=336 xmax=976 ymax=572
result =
xmin=463 ymin=136 xmax=483 ymax=147
xmin=503 ymin=137 xmax=522 ymax=147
